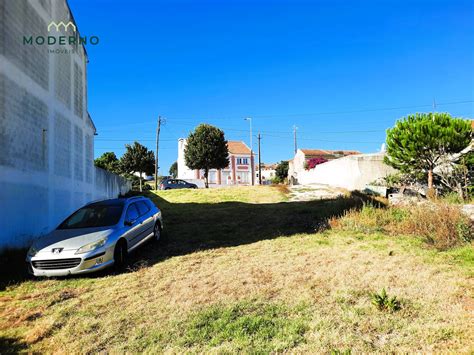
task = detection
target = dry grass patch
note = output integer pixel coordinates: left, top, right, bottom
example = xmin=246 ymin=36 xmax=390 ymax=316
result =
xmin=156 ymin=185 xmax=288 ymax=204
xmin=331 ymin=202 xmax=473 ymax=250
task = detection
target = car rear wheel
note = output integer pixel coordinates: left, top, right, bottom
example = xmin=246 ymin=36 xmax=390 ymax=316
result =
xmin=153 ymin=222 xmax=161 ymax=242
xmin=114 ymin=240 xmax=128 ymax=269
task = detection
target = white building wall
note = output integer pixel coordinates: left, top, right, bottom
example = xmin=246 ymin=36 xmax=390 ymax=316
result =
xmin=293 ymin=153 xmax=396 ymax=190
xmin=177 ymin=138 xmax=196 ymax=180
xmin=0 ymin=0 xmax=130 ymax=250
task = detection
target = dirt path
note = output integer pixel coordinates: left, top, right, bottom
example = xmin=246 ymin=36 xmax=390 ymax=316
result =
xmin=288 ymin=183 xmax=347 ymax=201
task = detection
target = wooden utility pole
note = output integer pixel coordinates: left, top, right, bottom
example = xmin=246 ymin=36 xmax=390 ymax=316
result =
xmin=293 ymin=125 xmax=298 ymax=154
xmin=154 ymin=116 xmax=162 ymax=191
xmin=257 ymin=133 xmax=262 ymax=185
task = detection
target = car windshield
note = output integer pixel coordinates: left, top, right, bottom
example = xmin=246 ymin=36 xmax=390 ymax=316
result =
xmin=57 ymin=205 xmax=123 ymax=229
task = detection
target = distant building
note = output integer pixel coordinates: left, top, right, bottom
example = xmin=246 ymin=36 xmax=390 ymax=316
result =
xmin=288 ymin=148 xmax=396 ymax=190
xmin=0 ymin=0 xmax=130 ymax=249
xmin=258 ymin=163 xmax=277 ymax=184
xmin=288 ymin=148 xmax=361 ymax=183
xmin=178 ymin=139 xmax=255 ymax=185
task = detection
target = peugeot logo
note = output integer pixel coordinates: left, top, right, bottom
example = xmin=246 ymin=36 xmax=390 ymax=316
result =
xmin=52 ymin=248 xmax=63 ymax=254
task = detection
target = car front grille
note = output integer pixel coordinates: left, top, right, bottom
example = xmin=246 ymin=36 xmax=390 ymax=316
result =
xmin=32 ymin=258 xmax=82 ymax=270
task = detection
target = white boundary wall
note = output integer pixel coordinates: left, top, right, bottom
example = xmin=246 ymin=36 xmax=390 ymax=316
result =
xmin=292 ymin=153 xmax=396 ymax=190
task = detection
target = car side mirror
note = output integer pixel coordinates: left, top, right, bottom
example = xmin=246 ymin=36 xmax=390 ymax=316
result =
xmin=124 ymin=219 xmax=134 ymax=227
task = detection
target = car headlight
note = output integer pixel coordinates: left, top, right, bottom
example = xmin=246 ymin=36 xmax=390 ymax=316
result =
xmin=27 ymin=245 xmax=38 ymax=257
xmin=75 ymin=237 xmax=107 ymax=254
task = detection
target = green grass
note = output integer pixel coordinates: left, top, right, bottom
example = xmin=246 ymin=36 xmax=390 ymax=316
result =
xmin=0 ymin=186 xmax=473 ymax=353
xmin=174 ymin=301 xmax=309 ymax=352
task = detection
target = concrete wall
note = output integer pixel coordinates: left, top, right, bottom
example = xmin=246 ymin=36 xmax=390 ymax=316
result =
xmin=291 ymin=153 xmax=396 ymax=190
xmin=0 ymin=0 xmax=131 ymax=249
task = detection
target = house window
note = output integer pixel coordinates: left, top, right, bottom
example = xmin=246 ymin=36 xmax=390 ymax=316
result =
xmin=237 ymin=157 xmax=249 ymax=165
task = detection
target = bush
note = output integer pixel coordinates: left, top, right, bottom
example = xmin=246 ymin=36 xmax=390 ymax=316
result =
xmin=331 ymin=202 xmax=473 ymax=250
xmin=304 ymin=157 xmax=328 ymax=170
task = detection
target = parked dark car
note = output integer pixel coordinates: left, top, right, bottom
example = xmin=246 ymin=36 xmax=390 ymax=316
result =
xmin=160 ymin=178 xmax=198 ymax=190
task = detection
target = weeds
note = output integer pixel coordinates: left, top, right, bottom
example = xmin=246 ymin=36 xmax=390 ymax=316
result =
xmin=371 ymin=288 xmax=401 ymax=312
xmin=331 ymin=349 xmax=352 ymax=355
xmin=332 ymin=202 xmax=473 ymax=250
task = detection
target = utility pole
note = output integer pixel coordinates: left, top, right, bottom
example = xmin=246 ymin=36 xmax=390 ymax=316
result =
xmin=245 ymin=117 xmax=254 ymax=185
xmin=293 ymin=125 xmax=298 ymax=154
xmin=154 ymin=116 xmax=162 ymax=191
xmin=257 ymin=133 xmax=262 ymax=185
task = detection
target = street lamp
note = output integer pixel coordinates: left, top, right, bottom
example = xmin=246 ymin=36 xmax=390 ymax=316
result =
xmin=244 ymin=117 xmax=254 ymax=185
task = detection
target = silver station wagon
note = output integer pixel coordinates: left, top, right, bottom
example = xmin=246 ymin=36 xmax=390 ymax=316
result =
xmin=26 ymin=196 xmax=163 ymax=277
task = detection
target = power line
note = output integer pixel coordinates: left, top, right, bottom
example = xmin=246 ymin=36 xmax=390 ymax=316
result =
xmin=95 ymin=138 xmax=176 ymax=142
xmin=162 ymin=99 xmax=474 ymax=120
xmin=94 ymin=99 xmax=473 ymax=131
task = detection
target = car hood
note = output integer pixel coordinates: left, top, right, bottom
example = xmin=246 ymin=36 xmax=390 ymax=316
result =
xmin=34 ymin=227 xmax=114 ymax=251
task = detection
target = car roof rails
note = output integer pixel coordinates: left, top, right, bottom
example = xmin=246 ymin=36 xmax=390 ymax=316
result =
xmin=127 ymin=195 xmax=144 ymax=200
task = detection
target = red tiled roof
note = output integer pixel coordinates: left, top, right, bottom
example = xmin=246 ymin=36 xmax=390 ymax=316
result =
xmin=227 ymin=141 xmax=251 ymax=155
xmin=261 ymin=163 xmax=277 ymax=169
xmin=300 ymin=149 xmax=361 ymax=157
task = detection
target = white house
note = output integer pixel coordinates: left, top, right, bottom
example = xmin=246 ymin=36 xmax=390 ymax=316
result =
xmin=178 ymin=139 xmax=255 ymax=185
xmin=259 ymin=163 xmax=277 ymax=184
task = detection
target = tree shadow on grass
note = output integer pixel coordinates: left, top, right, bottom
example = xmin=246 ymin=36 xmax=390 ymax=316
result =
xmin=0 ymin=336 xmax=28 ymax=354
xmin=0 ymin=191 xmax=384 ymax=289
xmin=128 ymin=191 xmax=384 ymax=267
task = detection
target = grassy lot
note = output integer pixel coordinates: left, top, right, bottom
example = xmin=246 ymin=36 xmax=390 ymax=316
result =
xmin=0 ymin=186 xmax=473 ymax=353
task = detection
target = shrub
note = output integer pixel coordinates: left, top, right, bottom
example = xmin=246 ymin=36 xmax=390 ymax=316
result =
xmin=304 ymin=157 xmax=328 ymax=170
xmin=332 ymin=202 xmax=473 ymax=250
xmin=371 ymin=288 xmax=401 ymax=312
xmin=404 ymin=204 xmax=473 ymax=249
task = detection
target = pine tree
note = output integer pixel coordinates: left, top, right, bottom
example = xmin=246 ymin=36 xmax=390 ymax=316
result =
xmin=385 ymin=112 xmax=471 ymax=189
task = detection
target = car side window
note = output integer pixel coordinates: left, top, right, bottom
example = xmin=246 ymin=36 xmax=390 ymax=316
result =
xmin=126 ymin=203 xmax=140 ymax=223
xmin=136 ymin=201 xmax=150 ymax=216
xmin=145 ymin=199 xmax=155 ymax=210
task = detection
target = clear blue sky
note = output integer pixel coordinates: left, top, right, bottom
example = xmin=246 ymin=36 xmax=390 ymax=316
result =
xmin=69 ymin=0 xmax=474 ymax=174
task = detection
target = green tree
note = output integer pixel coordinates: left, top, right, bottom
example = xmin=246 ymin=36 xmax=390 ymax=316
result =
xmin=94 ymin=152 xmax=121 ymax=174
xmin=184 ymin=124 xmax=229 ymax=188
xmin=120 ymin=142 xmax=155 ymax=192
xmin=385 ymin=112 xmax=471 ymax=189
xmin=169 ymin=161 xmax=178 ymax=178
xmin=274 ymin=160 xmax=289 ymax=183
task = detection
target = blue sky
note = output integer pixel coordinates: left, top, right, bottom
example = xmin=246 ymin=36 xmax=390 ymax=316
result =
xmin=69 ymin=0 xmax=474 ymax=174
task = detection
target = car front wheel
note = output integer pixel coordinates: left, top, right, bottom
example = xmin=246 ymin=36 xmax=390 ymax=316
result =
xmin=153 ymin=222 xmax=161 ymax=242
